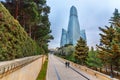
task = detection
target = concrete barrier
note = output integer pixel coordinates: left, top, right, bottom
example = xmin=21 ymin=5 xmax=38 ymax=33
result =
xmin=0 ymin=55 xmax=46 ymax=80
xmin=56 ymin=56 xmax=118 ymax=80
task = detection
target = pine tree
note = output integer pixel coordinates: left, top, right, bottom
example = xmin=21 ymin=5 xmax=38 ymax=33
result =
xmin=86 ymin=47 xmax=102 ymax=70
xmin=97 ymin=9 xmax=120 ymax=77
xmin=109 ymin=8 xmax=120 ymax=75
xmin=0 ymin=3 xmax=40 ymax=60
xmin=2 ymin=0 xmax=39 ymax=36
xmin=97 ymin=25 xmax=116 ymax=77
xmin=110 ymin=8 xmax=120 ymax=24
xmin=74 ymin=37 xmax=89 ymax=65
xmin=2 ymin=0 xmax=53 ymax=53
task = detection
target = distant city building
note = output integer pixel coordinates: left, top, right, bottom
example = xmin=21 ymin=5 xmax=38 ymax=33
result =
xmin=60 ymin=6 xmax=86 ymax=47
xmin=60 ymin=29 xmax=67 ymax=47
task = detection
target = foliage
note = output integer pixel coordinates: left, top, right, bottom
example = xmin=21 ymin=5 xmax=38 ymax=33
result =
xmin=110 ymin=8 xmax=120 ymax=72
xmin=74 ymin=37 xmax=89 ymax=65
xmin=37 ymin=58 xmax=48 ymax=80
xmin=86 ymin=47 xmax=102 ymax=68
xmin=97 ymin=25 xmax=115 ymax=65
xmin=0 ymin=3 xmax=41 ymax=61
xmin=1 ymin=0 xmax=53 ymax=54
xmin=110 ymin=8 xmax=120 ymax=24
xmin=97 ymin=8 xmax=120 ymax=77
xmin=63 ymin=45 xmax=75 ymax=61
xmin=97 ymin=25 xmax=117 ymax=77
xmin=54 ymin=45 xmax=75 ymax=61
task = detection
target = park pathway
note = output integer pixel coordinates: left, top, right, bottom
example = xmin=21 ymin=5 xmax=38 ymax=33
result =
xmin=46 ymin=54 xmax=100 ymax=80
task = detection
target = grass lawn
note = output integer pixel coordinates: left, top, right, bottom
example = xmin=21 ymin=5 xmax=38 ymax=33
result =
xmin=36 ymin=57 xmax=48 ymax=80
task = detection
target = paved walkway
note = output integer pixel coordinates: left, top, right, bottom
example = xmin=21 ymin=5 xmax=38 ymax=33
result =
xmin=46 ymin=54 xmax=100 ymax=80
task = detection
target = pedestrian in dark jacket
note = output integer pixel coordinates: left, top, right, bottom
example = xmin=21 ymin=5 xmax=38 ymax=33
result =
xmin=67 ymin=62 xmax=70 ymax=68
xmin=65 ymin=61 xmax=67 ymax=68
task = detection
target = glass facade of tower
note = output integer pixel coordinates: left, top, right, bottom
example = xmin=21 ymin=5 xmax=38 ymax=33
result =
xmin=60 ymin=29 xmax=67 ymax=47
xmin=60 ymin=6 xmax=86 ymax=47
xmin=80 ymin=30 xmax=86 ymax=41
xmin=67 ymin=6 xmax=80 ymax=45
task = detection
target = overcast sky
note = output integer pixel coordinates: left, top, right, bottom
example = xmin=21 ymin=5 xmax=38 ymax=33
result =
xmin=47 ymin=0 xmax=120 ymax=49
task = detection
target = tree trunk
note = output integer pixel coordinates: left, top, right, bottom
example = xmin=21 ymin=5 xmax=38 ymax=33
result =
xmin=95 ymin=67 xmax=97 ymax=71
xmin=29 ymin=26 xmax=31 ymax=37
xmin=15 ymin=0 xmax=19 ymax=19
xmin=105 ymin=65 xmax=108 ymax=73
xmin=23 ymin=13 xmax=26 ymax=29
xmin=110 ymin=64 xmax=114 ymax=78
xmin=100 ymin=68 xmax=102 ymax=72
xmin=34 ymin=35 xmax=36 ymax=40
xmin=116 ymin=63 xmax=119 ymax=76
xmin=116 ymin=72 xmax=119 ymax=76
xmin=81 ymin=60 xmax=83 ymax=65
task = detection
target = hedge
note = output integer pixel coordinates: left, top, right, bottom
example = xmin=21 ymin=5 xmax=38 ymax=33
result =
xmin=0 ymin=3 xmax=41 ymax=61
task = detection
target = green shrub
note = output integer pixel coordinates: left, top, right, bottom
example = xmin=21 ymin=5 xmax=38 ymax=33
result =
xmin=0 ymin=3 xmax=41 ymax=61
xmin=37 ymin=58 xmax=48 ymax=80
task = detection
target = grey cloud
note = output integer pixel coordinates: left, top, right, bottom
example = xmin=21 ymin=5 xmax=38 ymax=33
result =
xmin=47 ymin=0 xmax=120 ymax=48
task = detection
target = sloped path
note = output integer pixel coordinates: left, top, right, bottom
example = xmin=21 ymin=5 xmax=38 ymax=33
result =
xmin=46 ymin=54 xmax=100 ymax=80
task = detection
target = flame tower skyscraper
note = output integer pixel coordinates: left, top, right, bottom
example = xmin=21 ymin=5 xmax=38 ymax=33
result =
xmin=67 ymin=6 xmax=81 ymax=45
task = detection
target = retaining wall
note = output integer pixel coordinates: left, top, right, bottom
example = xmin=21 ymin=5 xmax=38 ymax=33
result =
xmin=0 ymin=55 xmax=46 ymax=80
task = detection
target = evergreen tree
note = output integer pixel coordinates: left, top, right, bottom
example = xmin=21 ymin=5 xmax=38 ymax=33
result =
xmin=2 ymin=0 xmax=39 ymax=37
xmin=98 ymin=25 xmax=118 ymax=77
xmin=86 ymin=47 xmax=102 ymax=70
xmin=2 ymin=0 xmax=53 ymax=54
xmin=74 ymin=37 xmax=89 ymax=65
xmin=109 ymin=8 xmax=120 ymax=74
xmin=110 ymin=8 xmax=120 ymax=24
xmin=97 ymin=9 xmax=120 ymax=77
xmin=0 ymin=3 xmax=40 ymax=60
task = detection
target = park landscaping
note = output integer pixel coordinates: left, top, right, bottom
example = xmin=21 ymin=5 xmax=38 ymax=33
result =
xmin=36 ymin=57 xmax=48 ymax=80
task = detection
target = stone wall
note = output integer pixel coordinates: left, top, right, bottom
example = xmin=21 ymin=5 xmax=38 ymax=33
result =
xmin=0 ymin=55 xmax=46 ymax=80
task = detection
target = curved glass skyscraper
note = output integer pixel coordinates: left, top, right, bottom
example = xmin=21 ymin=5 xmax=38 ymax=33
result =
xmin=67 ymin=6 xmax=80 ymax=45
xmin=60 ymin=6 xmax=86 ymax=47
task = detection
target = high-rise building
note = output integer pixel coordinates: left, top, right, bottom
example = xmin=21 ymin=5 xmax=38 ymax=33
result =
xmin=60 ymin=6 xmax=86 ymax=47
xmin=80 ymin=30 xmax=86 ymax=41
xmin=60 ymin=29 xmax=67 ymax=47
xmin=67 ymin=6 xmax=81 ymax=45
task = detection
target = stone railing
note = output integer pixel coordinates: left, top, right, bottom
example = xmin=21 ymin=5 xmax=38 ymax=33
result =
xmin=56 ymin=56 xmax=119 ymax=80
xmin=0 ymin=55 xmax=43 ymax=79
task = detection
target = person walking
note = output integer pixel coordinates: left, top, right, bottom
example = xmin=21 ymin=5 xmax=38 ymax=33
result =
xmin=65 ymin=61 xmax=67 ymax=68
xmin=67 ymin=62 xmax=70 ymax=68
